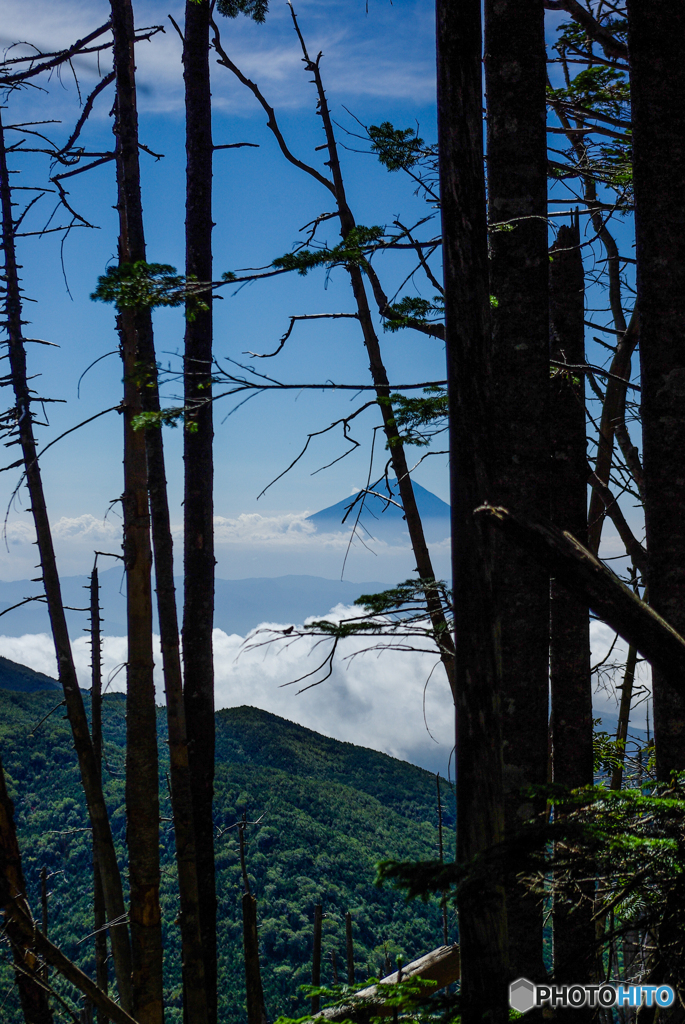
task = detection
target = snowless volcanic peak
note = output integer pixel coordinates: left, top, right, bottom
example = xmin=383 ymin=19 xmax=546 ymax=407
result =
xmin=306 ymin=480 xmax=450 ymax=543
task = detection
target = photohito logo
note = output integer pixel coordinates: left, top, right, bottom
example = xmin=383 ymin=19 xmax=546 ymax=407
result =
xmin=509 ymin=978 xmax=675 ymax=1013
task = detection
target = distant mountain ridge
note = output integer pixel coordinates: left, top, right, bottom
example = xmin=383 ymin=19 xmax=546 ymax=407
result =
xmin=0 ymin=571 xmax=389 ymax=638
xmin=0 ymin=484 xmax=449 ymax=637
xmin=0 ymin=655 xmax=59 ymax=692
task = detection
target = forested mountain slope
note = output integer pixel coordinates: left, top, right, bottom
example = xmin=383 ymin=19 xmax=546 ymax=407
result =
xmin=0 ymin=692 xmax=452 ymax=1022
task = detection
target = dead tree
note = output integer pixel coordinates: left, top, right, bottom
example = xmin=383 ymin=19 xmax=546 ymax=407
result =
xmin=109 ymin=1 xmax=163 ymax=1019
xmin=0 ymin=757 xmax=138 ymax=1024
xmin=211 ymin=10 xmax=457 ymax=699
xmin=0 ymin=756 xmax=53 ymax=1023
xmin=90 ymin=565 xmax=109 ymax=1021
xmin=239 ymin=819 xmax=268 ymax=1024
xmin=311 ymin=904 xmax=323 ymax=1015
xmin=0 ymin=105 xmax=132 ymax=1013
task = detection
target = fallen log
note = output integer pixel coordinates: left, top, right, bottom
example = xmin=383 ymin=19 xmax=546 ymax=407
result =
xmin=475 ymin=504 xmax=685 ymax=687
xmin=316 ymin=943 xmax=460 ymax=1021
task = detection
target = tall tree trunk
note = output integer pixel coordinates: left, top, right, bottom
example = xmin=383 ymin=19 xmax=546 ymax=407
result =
xmin=548 ymin=223 xmax=594 ymax=1002
xmin=0 ymin=758 xmax=53 ymax=1023
xmin=627 ymin=0 xmax=685 ymax=780
xmin=436 ymin=1 xmax=508 ymax=1020
xmin=141 ymin=386 xmax=208 ymax=1024
xmin=90 ymin=567 xmax=110 ymax=1023
xmin=484 ymin=0 xmax=549 ymax=983
xmin=182 ymin=8 xmax=217 ymax=1020
xmin=109 ymin=2 xmax=163 ymax=1020
xmin=242 ymin=894 xmax=268 ymax=1024
xmin=0 ymin=110 xmax=132 ymax=1013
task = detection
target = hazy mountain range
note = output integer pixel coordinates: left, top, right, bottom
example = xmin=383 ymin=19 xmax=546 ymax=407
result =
xmin=0 ymin=483 xmax=451 ymax=638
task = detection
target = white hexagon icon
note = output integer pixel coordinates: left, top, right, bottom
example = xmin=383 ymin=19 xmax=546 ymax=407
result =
xmin=509 ymin=977 xmax=536 ymax=1014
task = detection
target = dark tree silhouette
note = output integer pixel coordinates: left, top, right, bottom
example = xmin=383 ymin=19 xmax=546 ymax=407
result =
xmin=627 ymin=0 xmax=685 ymax=781
xmin=182 ymin=4 xmax=218 ymax=1019
xmin=484 ymin=0 xmax=550 ymax=983
xmin=436 ymin=0 xmax=508 ymax=1019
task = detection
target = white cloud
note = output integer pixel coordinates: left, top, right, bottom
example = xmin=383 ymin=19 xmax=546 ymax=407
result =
xmin=0 ymin=515 xmax=121 ymax=580
xmin=0 ymin=612 xmax=653 ymax=777
xmin=590 ymin=620 xmax=652 ymax=724
xmin=1 ymin=0 xmax=436 ymax=121
xmin=0 ymin=604 xmax=454 ymax=773
xmin=212 ymin=511 xmax=412 ymax=550
xmin=0 ymin=507 xmax=438 ymax=582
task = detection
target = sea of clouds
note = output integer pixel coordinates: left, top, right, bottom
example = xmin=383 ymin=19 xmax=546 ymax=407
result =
xmin=0 ymin=611 xmax=650 ymax=776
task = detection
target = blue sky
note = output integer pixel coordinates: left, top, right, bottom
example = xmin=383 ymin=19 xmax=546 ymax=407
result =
xmin=1 ymin=0 xmax=454 ymax=583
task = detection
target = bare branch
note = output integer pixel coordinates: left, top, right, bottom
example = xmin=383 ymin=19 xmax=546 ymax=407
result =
xmin=243 ymin=313 xmax=359 ymax=358
xmin=210 ymin=17 xmax=336 ymax=196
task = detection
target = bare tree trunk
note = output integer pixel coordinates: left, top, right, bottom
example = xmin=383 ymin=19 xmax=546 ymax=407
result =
xmin=0 ymin=759 xmax=53 ymax=1022
xmin=484 ymin=0 xmax=549 ymax=983
xmin=109 ymin=1 xmax=163 ymax=1020
xmin=0 ymin=109 xmax=132 ymax=1013
xmin=312 ymin=904 xmax=323 ymax=1015
xmin=142 ymin=393 xmax=208 ymax=1024
xmin=611 ymin=645 xmax=638 ymax=792
xmin=91 ymin=568 xmax=110 ymax=1024
xmin=627 ymin=0 xmax=685 ymax=780
xmin=182 ymin=6 xmax=217 ymax=1021
xmin=545 ymin=97 xmax=637 ymax=559
xmin=548 ymin=223 xmax=594 ymax=1007
xmin=436 ymin=0 xmax=508 ymax=1019
xmin=242 ymin=894 xmax=268 ymax=1024
xmin=345 ymin=913 xmax=354 ymax=985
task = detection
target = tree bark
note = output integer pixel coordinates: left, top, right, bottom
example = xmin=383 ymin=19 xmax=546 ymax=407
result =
xmin=144 ymin=409 xmax=208 ymax=1024
xmin=182 ymin=9 xmax=217 ymax=1020
xmin=626 ymin=0 xmax=685 ymax=780
xmin=436 ymin=1 xmax=509 ymax=1020
xmin=484 ymin=0 xmax=549 ymax=983
xmin=586 ymin=312 xmax=637 ymax=556
xmin=610 ymin=644 xmax=638 ymax=792
xmin=0 ymin=108 xmax=132 ymax=1013
xmin=548 ymin=223 xmax=595 ymax=1004
xmin=109 ymin=2 xmax=163 ymax=1020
